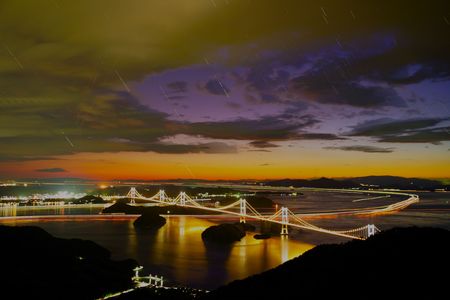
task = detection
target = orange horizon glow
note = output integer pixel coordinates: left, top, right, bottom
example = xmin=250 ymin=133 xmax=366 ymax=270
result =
xmin=2 ymin=149 xmax=449 ymax=181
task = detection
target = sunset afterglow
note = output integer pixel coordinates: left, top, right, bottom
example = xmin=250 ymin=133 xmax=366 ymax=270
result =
xmin=1 ymin=1 xmax=449 ymax=180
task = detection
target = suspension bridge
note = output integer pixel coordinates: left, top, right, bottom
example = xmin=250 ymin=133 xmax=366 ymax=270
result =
xmin=102 ymin=187 xmax=419 ymax=240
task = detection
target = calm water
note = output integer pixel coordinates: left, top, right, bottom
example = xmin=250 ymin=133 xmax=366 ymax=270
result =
xmin=1 ymin=190 xmax=449 ymax=289
xmin=1 ymin=216 xmax=312 ymax=289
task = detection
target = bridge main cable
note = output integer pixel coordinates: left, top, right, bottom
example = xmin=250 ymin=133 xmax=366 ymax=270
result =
xmin=110 ymin=187 xmax=394 ymax=240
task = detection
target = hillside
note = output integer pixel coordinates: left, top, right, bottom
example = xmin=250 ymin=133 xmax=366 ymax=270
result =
xmin=205 ymin=227 xmax=450 ymax=299
xmin=0 ymin=225 xmax=137 ymax=300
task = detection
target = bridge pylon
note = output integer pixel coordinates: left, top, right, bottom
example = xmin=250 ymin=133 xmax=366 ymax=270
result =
xmin=159 ymin=190 xmax=166 ymax=203
xmin=133 ymin=266 xmax=143 ymax=279
xmin=128 ymin=187 xmax=138 ymax=204
xmin=239 ymin=198 xmax=246 ymax=223
xmin=367 ymin=224 xmax=376 ymax=237
xmin=280 ymin=207 xmax=289 ymax=235
xmin=179 ymin=192 xmax=186 ymax=206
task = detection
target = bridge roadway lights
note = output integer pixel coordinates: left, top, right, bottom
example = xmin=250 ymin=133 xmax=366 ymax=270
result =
xmin=121 ymin=187 xmax=381 ymax=240
xmin=280 ymin=207 xmax=289 ymax=235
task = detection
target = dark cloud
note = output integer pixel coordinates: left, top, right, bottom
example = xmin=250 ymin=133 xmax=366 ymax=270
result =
xmin=248 ymin=149 xmax=271 ymax=152
xmin=377 ymin=127 xmax=450 ymax=144
xmin=289 ymin=75 xmax=405 ymax=108
xmin=284 ymin=38 xmax=407 ymax=108
xmin=167 ymin=95 xmax=186 ymax=100
xmin=324 ymin=145 xmax=394 ymax=153
xmin=249 ymin=141 xmax=279 ymax=148
xmin=0 ymin=155 xmax=61 ymax=162
xmin=231 ymin=34 xmax=411 ymax=109
xmin=0 ymin=89 xmax=342 ymax=160
xmin=1 ymin=0 xmax=449 ymax=164
xmin=348 ymin=118 xmax=446 ymax=136
xmin=296 ymin=133 xmax=345 ymax=140
xmin=183 ymin=114 xmax=320 ymax=141
xmin=0 ymin=135 xmax=238 ymax=158
xmin=368 ymin=63 xmax=450 ymax=85
xmin=225 ymin=102 xmax=242 ymax=110
xmin=146 ymin=141 xmax=236 ymax=154
xmin=202 ymin=79 xmax=230 ymax=96
xmin=35 ymin=168 xmax=67 ymax=173
xmin=241 ymin=64 xmax=290 ymax=103
xmin=348 ymin=118 xmax=450 ymax=143
xmin=166 ymin=81 xmax=188 ymax=93
xmin=0 ymin=89 xmax=178 ymax=159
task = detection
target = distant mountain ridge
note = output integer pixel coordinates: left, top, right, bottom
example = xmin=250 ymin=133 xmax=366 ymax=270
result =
xmin=5 ymin=175 xmax=449 ymax=191
xmin=264 ymin=177 xmax=359 ymax=189
xmin=350 ymin=175 xmax=446 ymax=190
xmin=264 ymin=176 xmax=449 ymax=191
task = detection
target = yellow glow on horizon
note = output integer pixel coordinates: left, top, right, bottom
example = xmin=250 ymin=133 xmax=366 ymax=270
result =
xmin=2 ymin=143 xmax=449 ymax=180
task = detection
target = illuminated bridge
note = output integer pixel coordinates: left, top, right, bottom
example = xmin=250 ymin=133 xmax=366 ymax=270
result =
xmin=102 ymin=187 xmax=419 ymax=240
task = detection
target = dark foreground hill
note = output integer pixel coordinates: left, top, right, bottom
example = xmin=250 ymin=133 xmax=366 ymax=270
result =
xmin=205 ymin=227 xmax=450 ymax=300
xmin=0 ymin=225 xmax=137 ymax=300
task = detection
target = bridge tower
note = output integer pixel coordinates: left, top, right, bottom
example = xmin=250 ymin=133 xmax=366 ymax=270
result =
xmin=280 ymin=207 xmax=289 ymax=235
xmin=133 ymin=266 xmax=143 ymax=279
xmin=179 ymin=192 xmax=186 ymax=206
xmin=367 ymin=224 xmax=376 ymax=237
xmin=128 ymin=187 xmax=137 ymax=204
xmin=159 ymin=190 xmax=166 ymax=203
xmin=239 ymin=198 xmax=246 ymax=223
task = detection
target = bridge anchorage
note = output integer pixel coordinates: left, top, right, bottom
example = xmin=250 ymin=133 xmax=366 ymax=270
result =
xmin=133 ymin=266 xmax=164 ymax=288
xmin=109 ymin=187 xmax=383 ymax=240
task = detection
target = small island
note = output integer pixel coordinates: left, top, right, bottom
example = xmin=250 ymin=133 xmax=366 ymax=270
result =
xmin=73 ymin=195 xmax=106 ymax=204
xmin=133 ymin=211 xmax=167 ymax=230
xmin=102 ymin=201 xmax=220 ymax=215
xmin=253 ymin=233 xmax=271 ymax=240
xmin=201 ymin=223 xmax=246 ymax=243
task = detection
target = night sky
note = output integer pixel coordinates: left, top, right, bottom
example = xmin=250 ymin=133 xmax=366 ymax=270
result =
xmin=1 ymin=0 xmax=449 ymax=180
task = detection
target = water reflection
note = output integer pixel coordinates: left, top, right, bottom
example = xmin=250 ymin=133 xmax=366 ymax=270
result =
xmin=0 ymin=205 xmax=17 ymax=217
xmin=281 ymin=235 xmax=289 ymax=263
xmin=1 ymin=215 xmax=313 ymax=289
xmin=132 ymin=216 xmax=313 ymax=288
xmin=0 ymin=205 xmax=104 ymax=217
xmin=1 ymin=191 xmax=449 ymax=288
xmin=204 ymin=242 xmax=234 ymax=287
